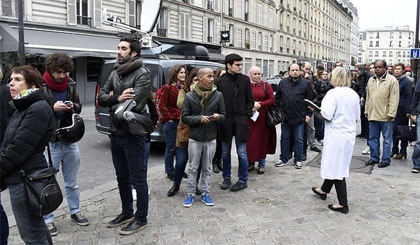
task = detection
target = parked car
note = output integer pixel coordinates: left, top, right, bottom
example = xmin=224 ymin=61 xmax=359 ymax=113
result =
xmin=95 ymin=58 xmax=224 ymax=142
xmin=266 ymin=78 xmax=282 ymax=92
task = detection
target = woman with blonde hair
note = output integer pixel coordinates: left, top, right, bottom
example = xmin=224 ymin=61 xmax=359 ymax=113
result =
xmin=311 ymin=67 xmax=360 ymax=214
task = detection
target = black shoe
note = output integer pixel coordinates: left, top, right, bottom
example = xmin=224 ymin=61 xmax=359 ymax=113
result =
xmin=119 ymin=218 xmax=147 ymax=235
xmin=47 ymin=222 xmax=58 ymax=236
xmin=378 ymin=162 xmax=390 ymax=168
xmin=221 ymin=179 xmax=231 ymax=190
xmin=213 ymin=162 xmax=220 ymax=173
xmin=183 ymin=172 xmax=188 ymax=179
xmin=328 ymin=204 xmax=349 ymax=214
xmin=356 ymin=133 xmax=364 ymax=138
xmin=310 ymin=147 xmax=321 ymax=153
xmin=230 ymin=181 xmax=247 ymax=192
xmin=107 ymin=213 xmax=133 ymax=228
xmin=167 ymin=183 xmax=180 ymax=197
xmin=167 ymin=174 xmax=174 ymax=181
xmin=302 ymin=154 xmax=307 ymax=161
xmin=366 ymin=159 xmax=379 ymax=166
xmin=312 ymin=187 xmax=327 ymax=200
xmin=71 ymin=213 xmax=89 ymax=226
xmin=247 ymin=162 xmax=255 ymax=172
xmin=195 ymin=187 xmax=202 ymax=195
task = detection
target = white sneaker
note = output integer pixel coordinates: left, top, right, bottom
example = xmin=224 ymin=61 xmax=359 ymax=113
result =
xmin=275 ymin=160 xmax=288 ymax=167
xmin=362 ymin=146 xmax=370 ymax=155
xmin=132 ymin=189 xmax=137 ymax=201
xmin=295 ymin=162 xmax=302 ymax=169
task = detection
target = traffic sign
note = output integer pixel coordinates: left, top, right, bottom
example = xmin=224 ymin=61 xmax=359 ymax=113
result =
xmin=410 ymin=48 xmax=420 ymax=59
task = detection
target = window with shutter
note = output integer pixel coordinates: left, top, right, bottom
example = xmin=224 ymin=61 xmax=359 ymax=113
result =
xmin=93 ymin=0 xmax=102 ymax=28
xmin=128 ymin=0 xmax=135 ymax=27
xmin=67 ymin=0 xmax=77 ymax=25
xmin=203 ymin=17 xmax=208 ymax=42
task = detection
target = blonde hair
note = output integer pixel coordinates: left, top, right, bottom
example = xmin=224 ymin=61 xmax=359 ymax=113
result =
xmin=331 ymin=67 xmax=350 ymax=87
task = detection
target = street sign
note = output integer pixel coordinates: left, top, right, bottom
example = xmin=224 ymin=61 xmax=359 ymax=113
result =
xmin=410 ymin=48 xmax=420 ymax=59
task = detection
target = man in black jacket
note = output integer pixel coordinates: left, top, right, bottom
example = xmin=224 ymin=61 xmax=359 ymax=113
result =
xmin=98 ymin=37 xmax=152 ymax=235
xmin=215 ymin=53 xmax=254 ymax=192
xmin=181 ymin=68 xmax=225 ymax=207
xmin=275 ymin=63 xmax=313 ymax=169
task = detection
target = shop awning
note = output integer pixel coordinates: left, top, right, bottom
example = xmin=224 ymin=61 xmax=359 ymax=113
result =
xmin=0 ymin=22 xmax=119 ymax=58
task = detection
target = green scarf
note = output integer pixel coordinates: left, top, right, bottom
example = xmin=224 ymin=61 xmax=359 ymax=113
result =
xmin=193 ymin=83 xmax=216 ymax=108
xmin=114 ymin=57 xmax=143 ymax=77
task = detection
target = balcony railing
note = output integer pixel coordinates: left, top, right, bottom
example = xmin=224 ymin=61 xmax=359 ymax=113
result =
xmin=157 ymin=28 xmax=167 ymax=37
xmin=77 ymin=15 xmax=92 ymax=26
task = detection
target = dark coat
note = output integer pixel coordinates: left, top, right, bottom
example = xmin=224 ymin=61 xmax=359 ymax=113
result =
xmin=215 ymin=73 xmax=254 ymax=143
xmin=0 ymin=83 xmax=15 ymax=143
xmin=396 ymin=76 xmax=413 ymax=113
xmin=98 ymin=64 xmax=152 ymax=135
xmin=182 ymin=88 xmax=225 ymax=142
xmin=1 ymin=90 xmax=54 ymax=188
xmin=275 ymin=77 xmax=313 ymax=125
xmin=43 ymin=78 xmax=81 ymax=141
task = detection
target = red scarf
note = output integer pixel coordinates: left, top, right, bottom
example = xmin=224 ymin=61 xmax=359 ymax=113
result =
xmin=43 ymin=71 xmax=68 ymax=92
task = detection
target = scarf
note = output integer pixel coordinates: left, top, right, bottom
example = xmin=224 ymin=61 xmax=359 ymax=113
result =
xmin=114 ymin=57 xmax=143 ymax=77
xmin=396 ymin=74 xmax=406 ymax=82
xmin=43 ymin=71 xmax=68 ymax=92
xmin=193 ymin=83 xmax=216 ymax=108
xmin=14 ymin=88 xmax=39 ymax=100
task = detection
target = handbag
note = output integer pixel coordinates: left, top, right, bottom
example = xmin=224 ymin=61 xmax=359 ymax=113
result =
xmin=177 ymin=122 xmax=190 ymax=143
xmin=263 ymin=82 xmax=284 ymax=126
xmin=396 ymin=125 xmax=416 ymax=142
xmin=19 ymin=144 xmax=63 ymax=218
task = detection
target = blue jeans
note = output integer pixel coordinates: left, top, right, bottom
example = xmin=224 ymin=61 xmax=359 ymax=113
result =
xmin=222 ymin=138 xmax=248 ymax=183
xmin=412 ymin=116 xmax=420 ymax=168
xmin=369 ymin=121 xmax=393 ymax=164
xmin=110 ymin=135 xmax=148 ymax=222
xmin=0 ymin=199 xmax=9 ymax=245
xmin=162 ymin=120 xmax=179 ymax=176
xmin=280 ymin=122 xmax=304 ymax=163
xmin=44 ymin=141 xmax=81 ymax=224
xmin=174 ymin=147 xmax=202 ymax=184
xmin=9 ymin=183 xmax=52 ymax=245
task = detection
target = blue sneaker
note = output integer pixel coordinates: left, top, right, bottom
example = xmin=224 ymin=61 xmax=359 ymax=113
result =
xmin=183 ymin=195 xmax=195 ymax=208
xmin=201 ymin=194 xmax=214 ymax=206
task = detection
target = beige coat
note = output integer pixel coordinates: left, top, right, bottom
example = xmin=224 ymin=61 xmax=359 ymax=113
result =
xmin=365 ymin=73 xmax=399 ymax=121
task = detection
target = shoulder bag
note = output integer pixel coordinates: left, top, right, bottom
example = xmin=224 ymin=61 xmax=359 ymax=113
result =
xmin=19 ymin=144 xmax=63 ymax=218
xmin=396 ymin=119 xmax=416 ymax=142
xmin=263 ymin=82 xmax=284 ymax=126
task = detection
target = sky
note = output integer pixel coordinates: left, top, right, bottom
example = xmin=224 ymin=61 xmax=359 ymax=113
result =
xmin=350 ymin=0 xmax=417 ymax=32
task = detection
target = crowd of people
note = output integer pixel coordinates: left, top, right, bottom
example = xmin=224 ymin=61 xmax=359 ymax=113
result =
xmin=1 ymin=36 xmax=420 ymax=244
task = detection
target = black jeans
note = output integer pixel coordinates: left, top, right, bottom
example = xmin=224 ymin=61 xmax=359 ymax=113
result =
xmin=110 ymin=134 xmax=148 ymax=222
xmin=0 ymin=200 xmax=9 ymax=245
xmin=321 ymin=178 xmax=348 ymax=207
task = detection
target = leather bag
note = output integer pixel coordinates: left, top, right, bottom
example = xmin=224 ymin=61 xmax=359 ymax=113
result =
xmin=177 ymin=123 xmax=190 ymax=143
xmin=396 ymin=125 xmax=416 ymax=142
xmin=19 ymin=144 xmax=63 ymax=218
xmin=263 ymin=82 xmax=284 ymax=126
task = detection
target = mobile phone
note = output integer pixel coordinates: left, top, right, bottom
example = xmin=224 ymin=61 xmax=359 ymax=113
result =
xmin=207 ymin=115 xmax=214 ymax=119
xmin=64 ymin=101 xmax=72 ymax=104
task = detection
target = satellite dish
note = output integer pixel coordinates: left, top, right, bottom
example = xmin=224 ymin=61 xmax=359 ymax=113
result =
xmin=140 ymin=0 xmax=163 ymax=33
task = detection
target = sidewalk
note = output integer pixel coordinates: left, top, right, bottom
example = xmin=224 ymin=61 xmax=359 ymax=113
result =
xmin=7 ymin=137 xmax=420 ymax=244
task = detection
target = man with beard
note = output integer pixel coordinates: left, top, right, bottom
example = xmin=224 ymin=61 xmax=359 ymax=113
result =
xmin=42 ymin=53 xmax=88 ymax=236
xmin=98 ymin=37 xmax=152 ymax=235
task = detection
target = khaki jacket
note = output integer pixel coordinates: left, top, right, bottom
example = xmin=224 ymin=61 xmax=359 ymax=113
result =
xmin=365 ymin=73 xmax=399 ymax=121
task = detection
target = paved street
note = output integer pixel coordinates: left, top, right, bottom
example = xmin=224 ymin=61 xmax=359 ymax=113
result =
xmin=5 ymin=121 xmax=420 ymax=244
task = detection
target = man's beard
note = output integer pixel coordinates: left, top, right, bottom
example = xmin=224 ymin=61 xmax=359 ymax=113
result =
xmin=118 ymin=55 xmax=131 ymax=64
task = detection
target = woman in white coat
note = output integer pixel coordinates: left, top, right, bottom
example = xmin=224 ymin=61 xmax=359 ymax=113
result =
xmin=311 ymin=67 xmax=360 ymax=214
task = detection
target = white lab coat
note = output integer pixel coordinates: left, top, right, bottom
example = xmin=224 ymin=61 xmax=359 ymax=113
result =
xmin=320 ymin=87 xmax=360 ymax=180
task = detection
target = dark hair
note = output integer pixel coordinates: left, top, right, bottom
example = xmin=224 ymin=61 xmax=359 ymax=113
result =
xmin=45 ymin=53 xmax=74 ymax=73
xmin=393 ymin=62 xmax=405 ymax=71
xmin=374 ymin=60 xmax=387 ymax=68
xmin=224 ymin=53 xmax=242 ymax=69
xmin=120 ymin=37 xmax=141 ymax=57
xmin=168 ymin=65 xmax=187 ymax=85
xmin=184 ymin=68 xmax=199 ymax=93
xmin=11 ymin=65 xmax=43 ymax=88
xmin=214 ymin=67 xmax=225 ymax=78
xmin=288 ymin=63 xmax=300 ymax=71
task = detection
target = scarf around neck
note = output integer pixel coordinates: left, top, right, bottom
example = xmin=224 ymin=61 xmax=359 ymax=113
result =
xmin=43 ymin=71 xmax=68 ymax=92
xmin=193 ymin=83 xmax=216 ymax=108
xmin=14 ymin=88 xmax=39 ymax=100
xmin=114 ymin=57 xmax=143 ymax=77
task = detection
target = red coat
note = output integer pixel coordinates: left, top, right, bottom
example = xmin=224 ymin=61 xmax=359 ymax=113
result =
xmin=247 ymin=81 xmax=277 ymax=162
xmin=158 ymin=84 xmax=181 ymax=122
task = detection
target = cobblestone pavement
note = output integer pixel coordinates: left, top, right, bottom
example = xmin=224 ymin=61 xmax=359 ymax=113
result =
xmin=7 ymin=137 xmax=420 ymax=244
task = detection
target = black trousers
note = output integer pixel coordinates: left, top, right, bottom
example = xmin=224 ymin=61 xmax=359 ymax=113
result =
xmin=321 ymin=178 xmax=348 ymax=206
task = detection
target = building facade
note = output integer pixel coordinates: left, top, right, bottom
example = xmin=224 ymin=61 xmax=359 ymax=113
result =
xmin=358 ymin=26 xmax=414 ymax=66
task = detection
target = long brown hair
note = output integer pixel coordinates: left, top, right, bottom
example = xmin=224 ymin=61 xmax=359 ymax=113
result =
xmin=184 ymin=68 xmax=199 ymax=93
xmin=168 ymin=65 xmax=187 ymax=85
